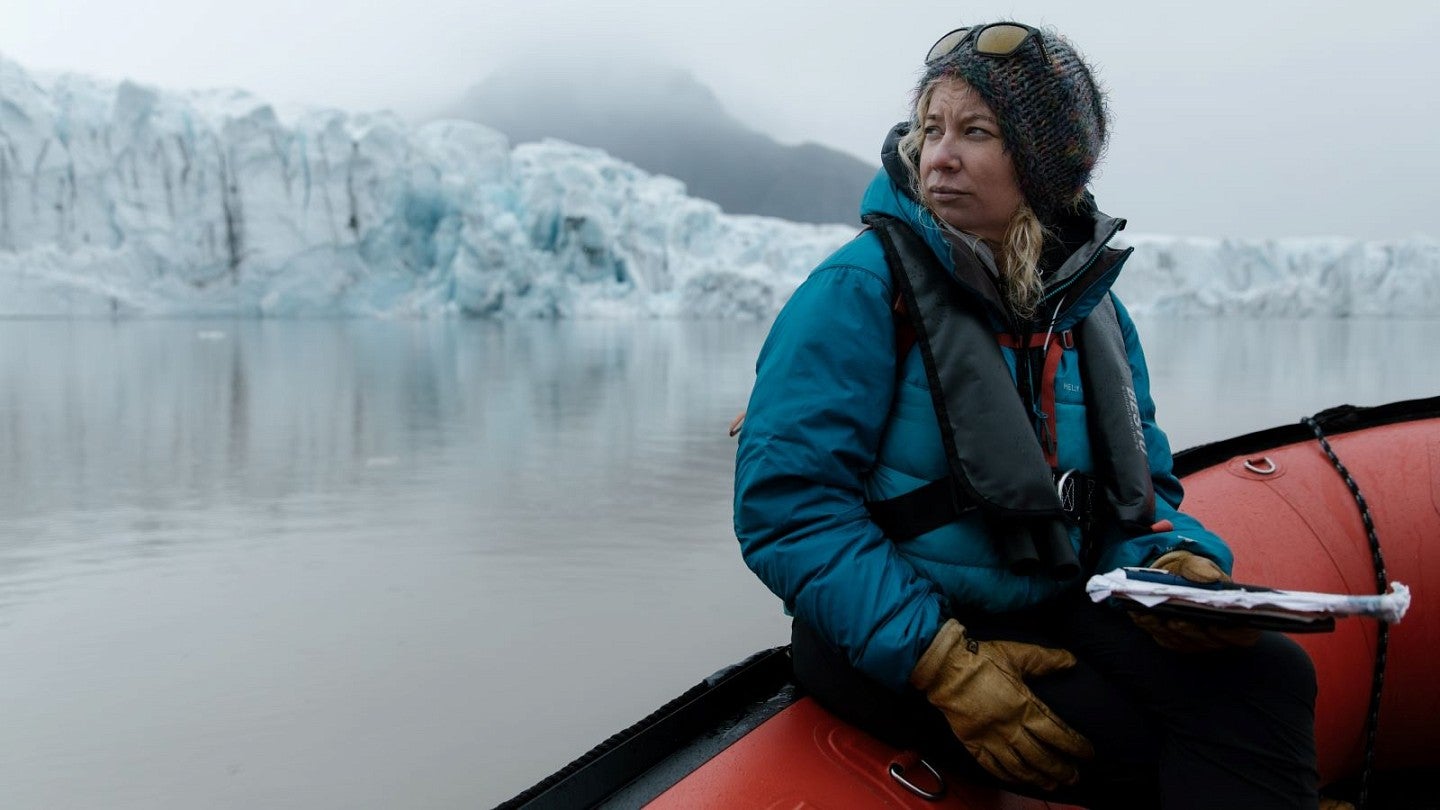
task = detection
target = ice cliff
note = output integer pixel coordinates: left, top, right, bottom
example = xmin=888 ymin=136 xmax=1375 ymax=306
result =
xmin=1114 ymin=236 xmax=1439 ymax=318
xmin=0 ymin=56 xmax=1435 ymax=319
xmin=0 ymin=56 xmax=849 ymax=318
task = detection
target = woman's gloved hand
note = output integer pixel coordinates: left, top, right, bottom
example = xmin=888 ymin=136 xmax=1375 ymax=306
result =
xmin=909 ymin=619 xmax=1093 ymax=791
xmin=1131 ymin=550 xmax=1263 ymax=652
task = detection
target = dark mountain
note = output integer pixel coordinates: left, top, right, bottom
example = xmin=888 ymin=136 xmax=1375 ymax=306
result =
xmin=444 ymin=60 xmax=877 ymax=225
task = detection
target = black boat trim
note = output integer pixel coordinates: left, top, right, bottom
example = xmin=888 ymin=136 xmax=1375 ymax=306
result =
xmin=496 ymin=646 xmax=796 ymax=809
xmin=1173 ymin=395 xmax=1440 ymax=478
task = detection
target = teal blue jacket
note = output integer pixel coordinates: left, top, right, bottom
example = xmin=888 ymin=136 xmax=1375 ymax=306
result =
xmin=733 ymin=166 xmax=1233 ymax=692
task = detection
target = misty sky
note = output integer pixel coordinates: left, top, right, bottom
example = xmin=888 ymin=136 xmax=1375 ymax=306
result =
xmin=6 ymin=0 xmax=1439 ymax=240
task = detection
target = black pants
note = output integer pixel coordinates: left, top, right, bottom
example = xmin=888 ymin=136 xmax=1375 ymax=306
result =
xmin=791 ymin=593 xmax=1319 ymax=809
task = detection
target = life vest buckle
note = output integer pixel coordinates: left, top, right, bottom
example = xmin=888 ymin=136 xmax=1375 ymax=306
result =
xmin=1056 ymin=469 xmax=1078 ymax=514
xmin=1053 ymin=469 xmax=1103 ymax=528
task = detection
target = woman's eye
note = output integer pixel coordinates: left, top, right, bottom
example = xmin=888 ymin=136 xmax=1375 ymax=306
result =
xmin=923 ymin=125 xmax=942 ymax=137
xmin=965 ymin=126 xmax=993 ymax=138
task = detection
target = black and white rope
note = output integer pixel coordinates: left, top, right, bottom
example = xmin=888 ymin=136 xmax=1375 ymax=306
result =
xmin=1303 ymin=416 xmax=1389 ymax=810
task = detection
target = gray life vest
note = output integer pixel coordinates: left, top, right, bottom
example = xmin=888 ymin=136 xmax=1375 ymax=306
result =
xmin=863 ymin=213 xmax=1156 ymax=580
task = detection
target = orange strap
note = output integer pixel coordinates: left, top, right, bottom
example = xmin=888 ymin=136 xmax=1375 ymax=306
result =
xmin=995 ymin=330 xmax=1073 ymax=467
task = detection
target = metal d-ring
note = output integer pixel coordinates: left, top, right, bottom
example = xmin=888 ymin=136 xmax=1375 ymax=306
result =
xmin=1243 ymin=456 xmax=1277 ymax=475
xmin=889 ymin=757 xmax=946 ymax=801
xmin=1056 ymin=469 xmax=1077 ymax=512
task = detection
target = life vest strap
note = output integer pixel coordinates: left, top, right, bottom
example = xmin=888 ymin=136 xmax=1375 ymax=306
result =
xmin=994 ymin=331 xmax=1073 ymax=468
xmin=994 ymin=330 xmax=1072 ymax=350
xmin=866 ymin=470 xmax=1105 ymax=542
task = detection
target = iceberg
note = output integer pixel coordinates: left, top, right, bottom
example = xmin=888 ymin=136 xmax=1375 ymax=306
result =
xmin=0 ymin=55 xmax=1435 ymax=319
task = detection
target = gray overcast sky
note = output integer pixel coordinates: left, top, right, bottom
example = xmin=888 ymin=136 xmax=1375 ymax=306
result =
xmin=6 ymin=0 xmax=1439 ymax=239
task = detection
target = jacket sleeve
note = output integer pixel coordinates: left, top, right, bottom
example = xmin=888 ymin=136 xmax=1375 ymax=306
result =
xmin=1092 ymin=295 xmax=1236 ymax=574
xmin=734 ymin=260 xmax=947 ymax=692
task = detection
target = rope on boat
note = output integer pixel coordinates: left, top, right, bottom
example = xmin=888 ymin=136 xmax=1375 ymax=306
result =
xmin=1303 ymin=415 xmax=1389 ymax=810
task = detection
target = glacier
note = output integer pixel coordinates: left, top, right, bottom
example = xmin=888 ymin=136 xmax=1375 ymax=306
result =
xmin=0 ymin=55 xmax=1436 ymax=319
xmin=1114 ymin=235 xmax=1440 ymax=318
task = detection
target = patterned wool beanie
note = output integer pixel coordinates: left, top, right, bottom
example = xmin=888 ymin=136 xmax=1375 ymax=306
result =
xmin=919 ymin=24 xmax=1109 ymax=220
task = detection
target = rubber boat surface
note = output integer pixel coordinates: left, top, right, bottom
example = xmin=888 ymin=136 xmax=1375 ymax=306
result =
xmin=499 ymin=396 xmax=1440 ymax=809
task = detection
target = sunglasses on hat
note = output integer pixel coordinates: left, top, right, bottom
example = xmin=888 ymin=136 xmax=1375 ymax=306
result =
xmin=925 ymin=23 xmax=1043 ymax=64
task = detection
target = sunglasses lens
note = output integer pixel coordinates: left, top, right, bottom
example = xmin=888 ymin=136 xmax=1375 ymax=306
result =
xmin=974 ymin=24 xmax=1031 ymax=56
xmin=925 ymin=28 xmax=970 ymax=64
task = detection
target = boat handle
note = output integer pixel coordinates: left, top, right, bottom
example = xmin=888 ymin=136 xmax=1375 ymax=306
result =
xmin=1243 ymin=457 xmax=1277 ymax=475
xmin=888 ymin=757 xmax=946 ymax=801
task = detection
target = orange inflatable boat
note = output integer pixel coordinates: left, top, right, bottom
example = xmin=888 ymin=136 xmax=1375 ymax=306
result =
xmin=500 ymin=396 xmax=1438 ymax=809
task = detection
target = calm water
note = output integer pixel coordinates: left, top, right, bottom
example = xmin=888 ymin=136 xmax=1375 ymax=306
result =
xmin=0 ymin=317 xmax=1436 ymax=809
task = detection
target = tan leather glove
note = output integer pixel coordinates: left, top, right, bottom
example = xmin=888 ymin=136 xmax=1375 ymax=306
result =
xmin=910 ymin=619 xmax=1093 ymax=791
xmin=1131 ymin=550 xmax=1263 ymax=651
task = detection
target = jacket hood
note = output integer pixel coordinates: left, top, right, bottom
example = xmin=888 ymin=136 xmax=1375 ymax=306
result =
xmin=859 ymin=123 xmax=958 ymax=274
xmin=878 ymin=121 xmax=920 ymax=209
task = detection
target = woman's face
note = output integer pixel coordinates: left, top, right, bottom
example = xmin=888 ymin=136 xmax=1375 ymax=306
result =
xmin=917 ymin=79 xmax=1025 ymax=244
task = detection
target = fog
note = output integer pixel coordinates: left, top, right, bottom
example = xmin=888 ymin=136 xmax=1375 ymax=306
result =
xmin=6 ymin=0 xmax=1439 ymax=239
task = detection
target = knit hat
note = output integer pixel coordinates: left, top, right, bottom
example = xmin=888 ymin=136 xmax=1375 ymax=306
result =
xmin=918 ymin=24 xmax=1108 ymax=220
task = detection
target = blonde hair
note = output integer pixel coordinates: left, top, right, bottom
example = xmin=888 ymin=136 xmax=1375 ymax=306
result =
xmin=898 ymin=77 xmax=1048 ymax=320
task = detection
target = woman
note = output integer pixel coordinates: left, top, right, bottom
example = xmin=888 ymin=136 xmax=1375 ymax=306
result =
xmin=734 ymin=22 xmax=1320 ymax=808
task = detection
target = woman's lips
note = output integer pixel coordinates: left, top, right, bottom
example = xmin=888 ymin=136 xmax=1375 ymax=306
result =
xmin=928 ymin=186 xmax=968 ymax=201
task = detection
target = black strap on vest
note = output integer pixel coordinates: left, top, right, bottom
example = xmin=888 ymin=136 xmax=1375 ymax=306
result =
xmin=865 ymin=477 xmax=963 ymax=542
xmin=861 ymin=213 xmax=1156 ymax=579
xmin=868 ymin=469 xmax=1106 ymax=543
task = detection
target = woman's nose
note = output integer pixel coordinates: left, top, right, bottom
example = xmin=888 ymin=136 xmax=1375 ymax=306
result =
xmin=930 ymin=138 xmax=961 ymax=171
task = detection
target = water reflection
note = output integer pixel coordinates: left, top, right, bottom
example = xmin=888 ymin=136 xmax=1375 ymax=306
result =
xmin=1138 ymin=317 xmax=1440 ymax=448
xmin=0 ymin=317 xmax=1434 ymax=808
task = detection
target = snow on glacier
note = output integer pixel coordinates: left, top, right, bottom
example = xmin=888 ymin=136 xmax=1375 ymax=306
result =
xmin=0 ymin=55 xmax=1435 ymax=319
